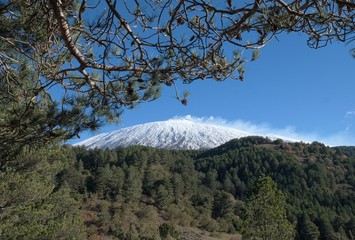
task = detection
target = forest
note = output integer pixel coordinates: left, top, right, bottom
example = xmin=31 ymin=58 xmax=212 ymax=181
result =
xmin=3 ymin=136 xmax=354 ymax=239
xmin=2 ymin=1 xmax=355 ymax=239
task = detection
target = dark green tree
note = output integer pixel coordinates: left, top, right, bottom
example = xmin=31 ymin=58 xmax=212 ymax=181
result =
xmin=123 ymin=166 xmax=143 ymax=203
xmin=94 ymin=164 xmax=125 ymax=199
xmin=297 ymin=214 xmax=320 ymax=240
xmin=155 ymin=184 xmax=174 ymax=210
xmin=212 ymin=191 xmax=235 ymax=220
xmin=0 ymin=147 xmax=85 ymax=239
xmin=316 ymin=215 xmax=337 ymax=240
xmin=242 ymin=176 xmax=295 ymax=240
xmin=346 ymin=217 xmax=355 ymax=239
xmin=159 ymin=223 xmax=181 ymax=240
xmin=204 ymin=170 xmax=219 ymax=191
xmin=172 ymin=173 xmax=184 ymax=202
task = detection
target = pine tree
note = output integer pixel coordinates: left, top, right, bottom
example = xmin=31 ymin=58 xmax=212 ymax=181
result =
xmin=212 ymin=191 xmax=235 ymax=220
xmin=123 ymin=166 xmax=143 ymax=203
xmin=0 ymin=147 xmax=85 ymax=239
xmin=316 ymin=215 xmax=337 ymax=240
xmin=241 ymin=176 xmax=295 ymax=240
xmin=155 ymin=184 xmax=173 ymax=209
xmin=297 ymin=214 xmax=320 ymax=240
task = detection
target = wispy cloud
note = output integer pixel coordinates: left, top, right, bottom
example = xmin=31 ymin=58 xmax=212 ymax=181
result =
xmin=173 ymin=115 xmax=355 ymax=146
xmin=345 ymin=111 xmax=355 ymax=118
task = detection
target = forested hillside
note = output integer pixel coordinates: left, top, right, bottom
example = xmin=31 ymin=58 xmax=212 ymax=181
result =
xmin=2 ymin=1 xmax=355 ymax=240
xmin=51 ymin=137 xmax=355 ymax=239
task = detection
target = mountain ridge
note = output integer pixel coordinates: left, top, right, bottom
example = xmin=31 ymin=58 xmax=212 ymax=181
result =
xmin=74 ymin=118 xmax=256 ymax=150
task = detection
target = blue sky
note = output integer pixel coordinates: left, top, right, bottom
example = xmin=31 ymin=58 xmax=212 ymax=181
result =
xmin=69 ymin=33 xmax=355 ymax=146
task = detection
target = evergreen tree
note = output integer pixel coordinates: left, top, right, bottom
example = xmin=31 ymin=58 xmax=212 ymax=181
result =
xmin=212 ymin=191 xmax=235 ymax=220
xmin=346 ymin=217 xmax=355 ymax=239
xmin=316 ymin=215 xmax=337 ymax=240
xmin=155 ymin=184 xmax=173 ymax=209
xmin=123 ymin=166 xmax=143 ymax=203
xmin=242 ymin=176 xmax=295 ymax=240
xmin=297 ymin=214 xmax=320 ymax=240
xmin=0 ymin=147 xmax=85 ymax=239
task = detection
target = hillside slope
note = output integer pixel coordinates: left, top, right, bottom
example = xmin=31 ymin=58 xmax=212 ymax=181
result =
xmin=63 ymin=137 xmax=355 ymax=239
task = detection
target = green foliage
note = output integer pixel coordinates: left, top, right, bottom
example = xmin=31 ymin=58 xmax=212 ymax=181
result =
xmin=297 ymin=214 xmax=320 ymax=240
xmin=0 ymin=147 xmax=85 ymax=240
xmin=316 ymin=215 xmax=337 ymax=240
xmin=241 ymin=176 xmax=295 ymax=240
xmin=345 ymin=217 xmax=355 ymax=239
xmin=212 ymin=191 xmax=235 ymax=220
xmin=5 ymin=138 xmax=351 ymax=239
xmin=251 ymin=49 xmax=260 ymax=61
xmin=155 ymin=184 xmax=173 ymax=209
xmin=2 ymin=1 xmax=355 ymax=239
xmin=62 ymin=138 xmax=355 ymax=239
xmin=159 ymin=223 xmax=181 ymax=240
xmin=124 ymin=166 xmax=143 ymax=203
xmin=0 ymin=62 xmax=100 ymax=164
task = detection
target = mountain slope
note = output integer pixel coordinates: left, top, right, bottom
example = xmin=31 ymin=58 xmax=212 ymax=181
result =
xmin=67 ymin=137 xmax=355 ymax=239
xmin=74 ymin=118 xmax=253 ymax=150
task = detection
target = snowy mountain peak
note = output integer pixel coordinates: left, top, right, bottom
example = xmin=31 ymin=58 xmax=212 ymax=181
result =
xmin=74 ymin=118 xmax=254 ymax=150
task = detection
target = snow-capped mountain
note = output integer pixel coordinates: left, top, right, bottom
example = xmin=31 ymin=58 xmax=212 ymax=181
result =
xmin=74 ymin=118 xmax=255 ymax=150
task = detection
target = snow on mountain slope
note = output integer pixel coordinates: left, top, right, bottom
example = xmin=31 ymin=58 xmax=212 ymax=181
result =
xmin=74 ymin=118 xmax=255 ymax=150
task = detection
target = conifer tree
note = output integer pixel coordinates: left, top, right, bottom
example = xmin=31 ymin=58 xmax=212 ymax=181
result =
xmin=297 ymin=214 xmax=320 ymax=240
xmin=212 ymin=191 xmax=235 ymax=220
xmin=242 ymin=176 xmax=295 ymax=240
xmin=0 ymin=147 xmax=85 ymax=239
xmin=316 ymin=215 xmax=337 ymax=240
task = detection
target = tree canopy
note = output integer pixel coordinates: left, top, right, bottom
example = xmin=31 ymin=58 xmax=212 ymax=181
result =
xmin=48 ymin=138 xmax=355 ymax=239
xmin=1 ymin=0 xmax=355 ymax=146
xmin=241 ymin=176 xmax=295 ymax=240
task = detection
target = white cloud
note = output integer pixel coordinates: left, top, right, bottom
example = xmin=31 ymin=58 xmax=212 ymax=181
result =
xmin=345 ymin=111 xmax=355 ymax=118
xmin=172 ymin=115 xmax=355 ymax=146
